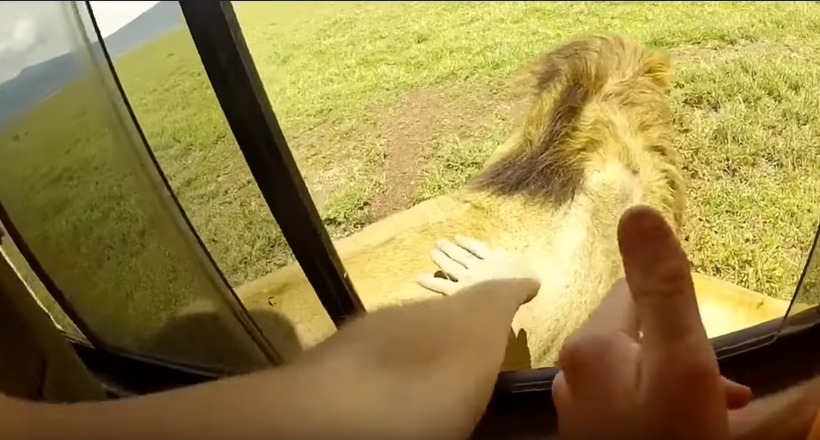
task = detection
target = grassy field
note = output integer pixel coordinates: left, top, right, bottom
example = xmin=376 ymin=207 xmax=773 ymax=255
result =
xmin=0 ymin=71 xmax=271 ymax=370
xmin=131 ymin=0 xmax=820 ymax=300
xmin=2 ymin=1 xmax=820 ymax=359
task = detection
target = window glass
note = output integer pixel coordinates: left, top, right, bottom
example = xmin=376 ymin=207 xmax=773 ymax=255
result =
xmin=108 ymin=1 xmax=334 ymax=362
xmin=0 ymin=220 xmax=82 ymax=338
xmin=231 ymin=2 xmax=820 ymax=370
xmin=0 ymin=1 xmax=273 ymax=373
xmin=783 ymin=222 xmax=820 ymax=333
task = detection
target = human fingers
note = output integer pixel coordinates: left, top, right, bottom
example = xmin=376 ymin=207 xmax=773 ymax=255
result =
xmin=557 ymin=330 xmax=638 ymax=391
xmin=619 ymin=206 xmax=726 ymax=437
xmin=416 ymin=273 xmax=458 ymax=295
xmin=558 ymin=281 xmax=640 ymax=389
xmin=551 ymin=370 xmax=575 ymax=422
xmin=436 ymin=239 xmax=480 ymax=267
xmin=578 ymin=277 xmax=640 ymax=340
xmin=454 ymin=235 xmax=493 ymax=259
xmin=555 ymin=277 xmax=640 ymax=387
xmin=431 ymin=249 xmax=468 ymax=281
xmin=723 ymin=377 xmax=753 ymax=410
xmin=556 ymin=277 xmax=638 ymax=384
xmin=618 ymin=205 xmax=709 ymax=355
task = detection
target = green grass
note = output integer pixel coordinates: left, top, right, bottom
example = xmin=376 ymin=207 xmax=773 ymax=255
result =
xmin=672 ymin=48 xmax=820 ymax=299
xmin=235 ymin=1 xmax=820 ymax=299
xmin=414 ymin=133 xmax=499 ymax=202
xmin=0 ymin=77 xmax=198 ymax=352
xmin=2 ymin=0 xmax=820 ymax=358
xmin=0 ymin=75 xmax=266 ymax=370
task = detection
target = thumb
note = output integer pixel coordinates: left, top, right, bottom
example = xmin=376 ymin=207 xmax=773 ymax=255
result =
xmin=618 ymin=205 xmax=709 ymax=355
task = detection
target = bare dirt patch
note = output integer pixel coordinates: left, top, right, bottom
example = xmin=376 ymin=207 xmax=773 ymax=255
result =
xmin=279 ymin=84 xmax=530 ymax=223
xmin=371 ymin=89 xmax=442 ymax=219
xmin=370 ymin=86 xmax=526 ymax=219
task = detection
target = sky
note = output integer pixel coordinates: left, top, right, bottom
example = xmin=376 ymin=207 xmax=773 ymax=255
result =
xmin=0 ymin=1 xmax=157 ymax=83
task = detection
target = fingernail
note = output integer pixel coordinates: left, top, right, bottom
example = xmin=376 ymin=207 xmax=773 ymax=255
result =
xmin=618 ymin=206 xmax=677 ymax=263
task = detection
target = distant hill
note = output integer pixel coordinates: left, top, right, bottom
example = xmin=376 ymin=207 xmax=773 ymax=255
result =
xmin=0 ymin=2 xmax=185 ymax=128
xmin=0 ymin=53 xmax=80 ymax=127
xmin=104 ymin=2 xmax=185 ymax=59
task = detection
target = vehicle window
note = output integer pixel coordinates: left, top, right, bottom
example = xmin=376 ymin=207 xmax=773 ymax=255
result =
xmin=230 ymin=2 xmax=820 ymax=370
xmin=3 ymin=1 xmax=818 ymax=375
xmin=111 ymin=1 xmax=334 ymax=363
xmin=0 ymin=220 xmax=82 ymax=338
xmin=784 ymin=221 xmax=820 ymax=332
xmin=0 ymin=1 xmax=273 ymax=373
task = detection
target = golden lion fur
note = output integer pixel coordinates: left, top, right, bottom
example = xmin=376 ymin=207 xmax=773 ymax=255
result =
xmin=237 ymin=36 xmax=793 ymax=370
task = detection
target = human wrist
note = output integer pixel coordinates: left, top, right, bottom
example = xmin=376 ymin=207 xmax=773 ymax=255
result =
xmin=458 ymin=278 xmax=538 ymax=308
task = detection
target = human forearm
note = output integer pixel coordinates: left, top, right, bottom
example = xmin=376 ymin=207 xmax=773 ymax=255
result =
xmin=0 ymin=368 xmax=302 ymax=440
xmin=2 ymin=279 xmax=535 ymax=440
xmin=731 ymin=376 xmax=820 ymax=440
xmin=284 ymin=279 xmax=537 ymax=439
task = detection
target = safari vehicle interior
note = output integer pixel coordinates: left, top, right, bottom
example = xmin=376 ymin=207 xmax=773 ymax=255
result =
xmin=1 ymin=1 xmax=820 ymax=438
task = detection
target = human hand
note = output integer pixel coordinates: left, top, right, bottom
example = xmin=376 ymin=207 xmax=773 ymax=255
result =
xmin=416 ymin=236 xmax=539 ymax=302
xmin=552 ymin=206 xmax=753 ymax=440
xmin=289 ymin=236 xmax=540 ymax=440
xmin=727 ymin=375 xmax=820 ymax=440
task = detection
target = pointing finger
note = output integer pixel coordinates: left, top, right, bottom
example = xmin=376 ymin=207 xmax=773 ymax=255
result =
xmin=620 ymin=206 xmax=725 ymax=436
xmin=618 ymin=206 xmax=709 ymax=355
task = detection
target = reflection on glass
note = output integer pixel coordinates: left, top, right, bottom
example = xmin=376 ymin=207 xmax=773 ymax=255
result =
xmin=783 ymin=223 xmax=820 ymax=334
xmin=227 ymin=2 xmax=820 ymax=370
xmin=0 ymin=224 xmax=82 ymax=339
xmin=0 ymin=1 xmax=272 ymax=373
xmin=111 ymin=1 xmax=335 ymax=361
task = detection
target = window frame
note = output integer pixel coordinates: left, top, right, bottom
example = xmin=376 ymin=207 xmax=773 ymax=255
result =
xmin=176 ymin=0 xmax=820 ymax=394
xmin=178 ymin=0 xmax=366 ymax=327
xmin=80 ymin=0 xmax=282 ymax=370
xmin=1 ymin=0 xmax=819 ymax=399
xmin=0 ymin=0 xmax=282 ymax=375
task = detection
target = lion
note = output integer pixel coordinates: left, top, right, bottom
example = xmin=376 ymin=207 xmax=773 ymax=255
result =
xmin=237 ymin=36 xmax=794 ymax=370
